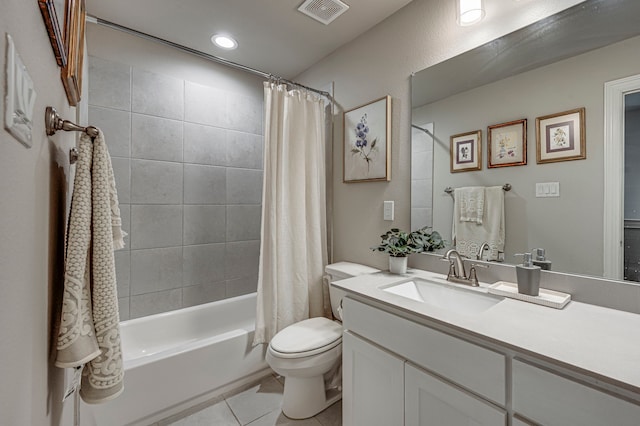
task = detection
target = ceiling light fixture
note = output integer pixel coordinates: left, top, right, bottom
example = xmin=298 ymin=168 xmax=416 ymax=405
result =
xmin=211 ymin=34 xmax=238 ymax=50
xmin=457 ymin=0 xmax=485 ymax=26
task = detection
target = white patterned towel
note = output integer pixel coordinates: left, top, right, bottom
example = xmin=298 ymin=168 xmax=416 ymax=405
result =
xmin=55 ymin=129 xmax=126 ymax=404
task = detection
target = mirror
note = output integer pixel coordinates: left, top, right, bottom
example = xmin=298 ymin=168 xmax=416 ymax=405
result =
xmin=411 ymin=0 xmax=640 ymax=278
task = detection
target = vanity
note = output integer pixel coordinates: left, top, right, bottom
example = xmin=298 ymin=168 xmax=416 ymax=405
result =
xmin=334 ymin=269 xmax=640 ymax=425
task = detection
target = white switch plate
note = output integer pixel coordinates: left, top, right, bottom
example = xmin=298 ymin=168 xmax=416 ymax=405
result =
xmin=384 ymin=200 xmax=394 ymax=221
xmin=535 ymin=182 xmax=560 ymax=198
xmin=5 ymin=34 xmax=36 ymax=148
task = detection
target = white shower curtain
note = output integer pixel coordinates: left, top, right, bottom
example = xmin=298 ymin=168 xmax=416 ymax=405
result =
xmin=253 ymin=82 xmax=328 ymax=345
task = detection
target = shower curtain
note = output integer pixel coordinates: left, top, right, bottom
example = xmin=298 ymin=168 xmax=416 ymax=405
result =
xmin=253 ymin=82 xmax=328 ymax=345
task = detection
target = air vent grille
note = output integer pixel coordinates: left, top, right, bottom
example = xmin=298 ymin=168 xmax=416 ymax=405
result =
xmin=298 ymin=0 xmax=350 ymax=25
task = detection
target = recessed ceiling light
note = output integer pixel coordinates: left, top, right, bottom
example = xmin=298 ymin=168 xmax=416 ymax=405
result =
xmin=211 ymin=34 xmax=238 ymax=50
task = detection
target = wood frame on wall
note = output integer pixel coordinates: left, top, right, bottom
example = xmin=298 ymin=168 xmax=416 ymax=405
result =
xmin=61 ymin=0 xmax=86 ymax=106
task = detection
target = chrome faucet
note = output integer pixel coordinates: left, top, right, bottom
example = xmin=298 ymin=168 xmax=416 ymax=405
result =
xmin=443 ymin=249 xmax=488 ymax=287
xmin=476 ymin=242 xmax=491 ymax=260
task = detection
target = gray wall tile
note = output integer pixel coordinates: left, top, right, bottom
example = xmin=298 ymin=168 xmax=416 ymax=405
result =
xmin=131 ymin=159 xmax=183 ymax=204
xmin=132 ymin=68 xmax=184 ymax=120
xmin=184 ymin=82 xmax=227 ymax=127
xmin=131 ymin=114 xmax=183 ymax=162
xmin=226 ymin=275 xmax=258 ymax=298
xmin=184 ymin=123 xmax=226 ymax=166
xmin=182 ymin=281 xmax=226 ymax=308
xmin=227 ymin=93 xmax=263 ymax=135
xmin=131 ymin=205 xmax=183 ymax=249
xmin=115 ymin=250 xmax=130 ymax=298
xmin=184 ymin=205 xmax=226 ymax=245
xmin=118 ymin=298 xmax=130 ymax=321
xmin=227 ymin=205 xmax=261 ymax=241
xmin=130 ymin=247 xmax=183 ymax=295
xmin=130 ymin=289 xmax=183 ymax=319
xmin=227 ymin=130 xmax=263 ymax=169
xmin=183 ymin=243 xmax=226 ymax=286
xmin=226 ymin=240 xmax=260 ymax=280
xmin=89 ymin=106 xmax=131 ymax=157
xmin=88 ymin=56 xmax=131 ymax=111
xmin=227 ymin=168 xmax=263 ymax=204
xmin=111 ymin=157 xmax=131 ymax=204
xmin=184 ymin=164 xmax=226 ymax=204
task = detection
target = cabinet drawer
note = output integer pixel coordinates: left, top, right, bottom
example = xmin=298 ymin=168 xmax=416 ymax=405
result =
xmin=343 ymin=297 xmax=506 ymax=405
xmin=513 ymin=359 xmax=640 ymax=426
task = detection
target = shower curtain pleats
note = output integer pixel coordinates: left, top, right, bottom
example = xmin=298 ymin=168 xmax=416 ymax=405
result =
xmin=253 ymin=83 xmax=328 ymax=345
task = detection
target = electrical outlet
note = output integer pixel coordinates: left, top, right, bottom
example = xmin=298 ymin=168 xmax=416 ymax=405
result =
xmin=384 ymin=201 xmax=394 ymax=221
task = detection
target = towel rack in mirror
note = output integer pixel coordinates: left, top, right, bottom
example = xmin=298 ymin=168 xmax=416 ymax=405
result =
xmin=444 ymin=183 xmax=512 ymax=194
xmin=45 ymin=106 xmax=99 ymax=164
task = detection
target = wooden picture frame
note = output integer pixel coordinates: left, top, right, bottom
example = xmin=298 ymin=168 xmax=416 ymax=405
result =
xmin=536 ymin=107 xmax=586 ymax=164
xmin=450 ymin=130 xmax=482 ymax=173
xmin=38 ymin=0 xmax=68 ymax=67
xmin=488 ymin=119 xmax=527 ymax=168
xmin=343 ymin=95 xmax=391 ymax=182
xmin=61 ymin=0 xmax=86 ymax=106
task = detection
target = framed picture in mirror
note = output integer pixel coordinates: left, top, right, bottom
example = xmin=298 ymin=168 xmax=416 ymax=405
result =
xmin=343 ymin=95 xmax=391 ymax=182
xmin=536 ymin=107 xmax=586 ymax=164
xmin=61 ymin=0 xmax=86 ymax=106
xmin=38 ymin=0 xmax=67 ymax=67
xmin=450 ymin=130 xmax=481 ymax=173
xmin=488 ymin=119 xmax=527 ymax=168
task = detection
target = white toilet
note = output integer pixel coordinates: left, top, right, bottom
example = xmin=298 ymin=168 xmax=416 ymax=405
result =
xmin=266 ymin=262 xmax=379 ymax=419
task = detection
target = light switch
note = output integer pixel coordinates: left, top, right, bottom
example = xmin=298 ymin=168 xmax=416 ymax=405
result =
xmin=536 ymin=182 xmax=560 ymax=198
xmin=384 ymin=201 xmax=394 ymax=221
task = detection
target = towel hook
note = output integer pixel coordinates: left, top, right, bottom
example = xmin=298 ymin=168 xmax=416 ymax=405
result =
xmin=45 ymin=106 xmax=99 ymax=164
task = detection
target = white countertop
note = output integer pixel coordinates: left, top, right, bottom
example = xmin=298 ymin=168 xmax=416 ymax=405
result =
xmin=333 ymin=268 xmax=640 ymax=395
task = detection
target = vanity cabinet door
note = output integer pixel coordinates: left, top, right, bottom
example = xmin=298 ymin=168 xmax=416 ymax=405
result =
xmin=405 ymin=363 xmax=506 ymax=426
xmin=342 ymin=331 xmax=404 ymax=426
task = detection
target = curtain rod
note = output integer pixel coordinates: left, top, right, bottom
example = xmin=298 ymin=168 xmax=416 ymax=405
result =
xmin=87 ymin=15 xmax=332 ymax=100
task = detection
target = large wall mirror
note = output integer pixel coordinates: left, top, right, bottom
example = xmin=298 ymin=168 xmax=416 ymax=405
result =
xmin=411 ymin=0 xmax=640 ymax=280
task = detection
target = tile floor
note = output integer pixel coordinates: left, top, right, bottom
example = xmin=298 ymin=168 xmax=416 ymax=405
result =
xmin=157 ymin=374 xmax=342 ymax=426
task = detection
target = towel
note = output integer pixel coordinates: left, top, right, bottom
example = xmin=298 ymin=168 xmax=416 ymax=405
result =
xmin=55 ymin=129 xmax=126 ymax=404
xmin=455 ymin=186 xmax=485 ymax=224
xmin=452 ymin=186 xmax=504 ymax=260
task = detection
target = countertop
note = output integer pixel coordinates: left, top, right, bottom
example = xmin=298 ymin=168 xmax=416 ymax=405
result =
xmin=333 ymin=268 xmax=640 ymax=396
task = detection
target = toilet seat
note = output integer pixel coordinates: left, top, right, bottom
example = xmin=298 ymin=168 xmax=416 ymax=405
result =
xmin=269 ymin=317 xmax=342 ymax=359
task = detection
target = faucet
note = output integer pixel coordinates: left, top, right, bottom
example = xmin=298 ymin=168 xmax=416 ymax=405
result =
xmin=443 ymin=249 xmax=488 ymax=287
xmin=476 ymin=242 xmax=490 ymax=260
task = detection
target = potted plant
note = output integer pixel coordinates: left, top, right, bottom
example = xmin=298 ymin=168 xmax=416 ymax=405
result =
xmin=371 ymin=227 xmax=445 ymax=274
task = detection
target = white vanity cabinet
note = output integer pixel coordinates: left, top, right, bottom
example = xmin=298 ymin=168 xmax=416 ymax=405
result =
xmin=342 ymin=297 xmax=507 ymax=426
xmin=342 ymin=331 xmax=404 ymax=426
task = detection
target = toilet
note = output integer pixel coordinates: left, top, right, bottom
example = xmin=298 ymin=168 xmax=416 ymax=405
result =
xmin=266 ymin=262 xmax=379 ymax=419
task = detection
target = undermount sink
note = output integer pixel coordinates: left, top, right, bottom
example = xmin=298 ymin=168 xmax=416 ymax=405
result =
xmin=381 ymin=278 xmax=502 ymax=315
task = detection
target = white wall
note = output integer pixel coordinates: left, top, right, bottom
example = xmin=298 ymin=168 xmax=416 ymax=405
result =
xmin=296 ymin=0 xmax=584 ymax=270
xmin=0 ymin=1 xmax=78 ymax=425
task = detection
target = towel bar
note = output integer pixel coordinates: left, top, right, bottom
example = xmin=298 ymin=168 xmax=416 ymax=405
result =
xmin=444 ymin=183 xmax=511 ymax=194
xmin=45 ymin=106 xmax=99 ymax=164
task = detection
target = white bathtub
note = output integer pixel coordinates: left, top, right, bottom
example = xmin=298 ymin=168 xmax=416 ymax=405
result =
xmin=82 ymin=293 xmax=269 ymax=426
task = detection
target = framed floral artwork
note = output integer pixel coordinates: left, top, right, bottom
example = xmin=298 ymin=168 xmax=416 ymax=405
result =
xmin=488 ymin=119 xmax=527 ymax=168
xmin=343 ymin=95 xmax=391 ymax=182
xmin=450 ymin=130 xmax=481 ymax=173
xmin=536 ymin=107 xmax=586 ymax=164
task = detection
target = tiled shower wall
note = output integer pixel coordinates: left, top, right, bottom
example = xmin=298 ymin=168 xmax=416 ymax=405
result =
xmin=88 ymin=56 xmax=263 ymax=320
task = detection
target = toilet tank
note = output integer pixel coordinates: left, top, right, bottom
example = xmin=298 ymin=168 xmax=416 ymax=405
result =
xmin=325 ymin=262 xmax=379 ymax=320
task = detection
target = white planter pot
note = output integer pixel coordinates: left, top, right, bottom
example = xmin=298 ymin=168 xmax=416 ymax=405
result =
xmin=389 ymin=256 xmax=408 ymax=274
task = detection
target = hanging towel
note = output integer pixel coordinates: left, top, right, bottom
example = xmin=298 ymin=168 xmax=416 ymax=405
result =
xmin=452 ymin=186 xmax=504 ymax=260
xmin=55 ymin=129 xmax=126 ymax=404
xmin=455 ymin=186 xmax=485 ymax=224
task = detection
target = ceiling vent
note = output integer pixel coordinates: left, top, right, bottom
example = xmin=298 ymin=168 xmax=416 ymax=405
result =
xmin=297 ymin=0 xmax=350 ymax=25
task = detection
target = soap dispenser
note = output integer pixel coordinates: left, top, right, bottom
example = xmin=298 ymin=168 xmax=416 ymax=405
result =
xmin=514 ymin=253 xmax=541 ymax=296
xmin=532 ymin=248 xmax=552 ymax=271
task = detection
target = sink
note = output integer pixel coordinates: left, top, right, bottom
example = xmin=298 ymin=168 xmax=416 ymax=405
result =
xmin=381 ymin=278 xmax=502 ymax=315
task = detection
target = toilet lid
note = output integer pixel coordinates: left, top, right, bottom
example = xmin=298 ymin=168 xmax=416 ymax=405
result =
xmin=270 ymin=317 xmax=342 ymax=354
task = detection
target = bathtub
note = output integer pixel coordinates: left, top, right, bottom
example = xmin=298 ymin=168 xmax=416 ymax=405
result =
xmin=82 ymin=293 xmax=269 ymax=426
